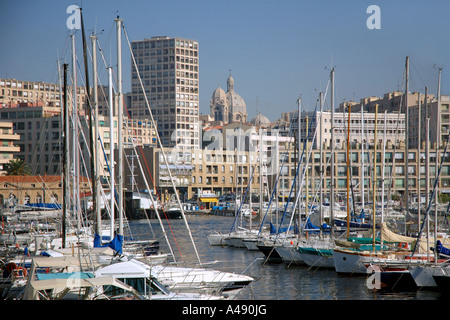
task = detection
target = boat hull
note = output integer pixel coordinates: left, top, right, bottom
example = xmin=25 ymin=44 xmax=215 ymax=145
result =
xmin=298 ymin=248 xmax=335 ymax=268
xmin=207 ymin=233 xmax=227 ymax=246
xmin=256 ymin=244 xmax=283 ymax=262
xmin=243 ymin=239 xmax=260 ymax=251
xmin=276 ymin=246 xmax=305 ymax=265
xmin=408 ymin=264 xmax=450 ymax=288
xmin=366 ymin=264 xmax=417 ymax=291
xmin=334 ymin=249 xmax=387 ymax=275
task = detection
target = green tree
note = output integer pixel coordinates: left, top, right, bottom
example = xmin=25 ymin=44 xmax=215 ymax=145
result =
xmin=5 ymin=159 xmax=31 ymax=176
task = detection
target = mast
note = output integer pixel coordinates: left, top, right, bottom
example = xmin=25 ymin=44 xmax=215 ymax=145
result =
xmin=330 ymin=68 xmax=335 ymax=238
xmin=259 ymin=117 xmax=263 ymax=226
xmin=305 ymin=115 xmax=309 ymax=222
xmin=319 ymin=92 xmax=324 ymax=237
xmin=381 ymin=110 xmax=387 ymax=225
xmin=346 ymin=104 xmax=350 ymax=238
xmin=91 ymin=33 xmax=101 ymax=236
xmin=435 ymin=66 xmax=442 ymax=259
xmin=116 ymin=17 xmax=124 ymax=236
xmin=62 ymin=63 xmax=69 ymax=248
xmin=297 ymin=95 xmax=302 ymax=230
xmin=405 ymin=56 xmax=410 ymax=214
xmin=373 ymin=104 xmax=378 ymax=251
xmin=80 ymin=8 xmax=96 ymax=224
xmin=426 ymin=117 xmax=430 ymax=260
xmin=417 ymin=93 xmax=421 ymax=225
xmin=361 ymin=103 xmax=365 ymax=222
xmin=71 ymin=34 xmax=80 ymax=226
xmin=108 ymin=67 xmax=115 ymax=239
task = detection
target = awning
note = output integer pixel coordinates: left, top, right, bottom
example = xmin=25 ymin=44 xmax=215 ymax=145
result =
xmin=199 ymin=197 xmax=218 ymax=203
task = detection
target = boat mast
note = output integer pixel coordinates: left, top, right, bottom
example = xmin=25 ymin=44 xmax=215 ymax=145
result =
xmin=346 ymin=104 xmax=350 ymax=238
xmin=330 ymin=68 xmax=335 ymax=238
xmin=108 ymin=66 xmax=115 ymax=238
xmin=80 ymin=8 xmax=97 ymax=225
xmin=297 ymin=95 xmax=302 ymax=233
xmin=259 ymin=115 xmax=263 ymax=226
xmin=71 ymin=34 xmax=80 ymax=227
xmin=426 ymin=117 xmax=430 ymax=260
xmin=361 ymin=103 xmax=365 ymax=222
xmin=319 ymin=92 xmax=323 ymax=237
xmin=91 ymin=33 xmax=101 ymax=236
xmin=425 ymin=86 xmax=430 ymax=259
xmin=372 ymin=104 xmax=378 ymax=251
xmin=116 ymin=17 xmax=124 ymax=236
xmin=62 ymin=63 xmax=69 ymax=248
xmin=435 ymin=66 xmax=442 ymax=261
xmin=417 ymin=93 xmax=421 ymax=226
xmin=405 ymin=56 xmax=410 ymax=214
xmin=381 ymin=110 xmax=387 ymax=225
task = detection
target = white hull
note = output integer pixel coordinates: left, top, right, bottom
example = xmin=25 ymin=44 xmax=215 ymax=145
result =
xmin=151 ymin=265 xmax=254 ymax=297
xmin=333 ymin=249 xmax=384 ymax=275
xmin=207 ymin=233 xmax=227 ymax=246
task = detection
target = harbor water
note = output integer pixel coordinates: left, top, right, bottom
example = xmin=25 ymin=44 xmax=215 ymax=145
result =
xmin=128 ymin=215 xmax=443 ymax=300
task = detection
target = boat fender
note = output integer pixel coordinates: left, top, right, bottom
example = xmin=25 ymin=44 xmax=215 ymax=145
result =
xmin=14 ymin=267 xmax=27 ymax=277
xmin=398 ymin=242 xmax=409 ymax=250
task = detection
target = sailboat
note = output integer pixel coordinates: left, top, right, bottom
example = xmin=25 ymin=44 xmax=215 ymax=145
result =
xmin=297 ymin=68 xmax=337 ymax=269
xmin=118 ymin=17 xmax=255 ymax=294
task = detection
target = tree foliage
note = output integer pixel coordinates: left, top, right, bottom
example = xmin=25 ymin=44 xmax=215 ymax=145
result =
xmin=5 ymin=159 xmax=31 ymax=176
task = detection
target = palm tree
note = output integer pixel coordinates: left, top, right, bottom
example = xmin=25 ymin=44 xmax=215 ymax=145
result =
xmin=5 ymin=159 xmax=31 ymax=176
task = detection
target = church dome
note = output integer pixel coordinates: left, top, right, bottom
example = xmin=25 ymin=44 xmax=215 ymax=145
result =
xmin=226 ymin=91 xmax=247 ymax=115
xmin=250 ymin=113 xmax=271 ymax=126
xmin=210 ymin=86 xmax=226 ymax=105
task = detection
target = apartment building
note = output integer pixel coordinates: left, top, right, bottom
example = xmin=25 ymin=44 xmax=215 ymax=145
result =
xmin=0 ymin=78 xmax=87 ymax=112
xmin=130 ymin=36 xmax=200 ymax=149
xmin=0 ymin=122 xmax=21 ymax=174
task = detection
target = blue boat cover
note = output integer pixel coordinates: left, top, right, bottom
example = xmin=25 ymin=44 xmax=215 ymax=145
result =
xmin=94 ymin=233 xmax=124 ymax=254
xmin=436 ymin=240 xmax=450 ymax=257
xmin=26 ymin=203 xmax=61 ymax=209
xmin=269 ymin=222 xmax=294 ymax=234
xmin=36 ymin=272 xmax=94 ymax=280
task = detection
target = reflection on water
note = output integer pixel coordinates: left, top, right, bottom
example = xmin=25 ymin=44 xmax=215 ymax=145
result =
xmin=127 ymin=215 xmax=443 ymax=300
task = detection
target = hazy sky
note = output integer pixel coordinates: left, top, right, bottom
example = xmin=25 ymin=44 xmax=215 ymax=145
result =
xmin=1 ymin=0 xmax=449 ymax=121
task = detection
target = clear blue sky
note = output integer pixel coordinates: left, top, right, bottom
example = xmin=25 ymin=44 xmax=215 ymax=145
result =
xmin=1 ymin=0 xmax=449 ymax=121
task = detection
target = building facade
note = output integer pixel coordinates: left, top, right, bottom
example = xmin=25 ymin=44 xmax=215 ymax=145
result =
xmin=0 ymin=175 xmax=91 ymax=207
xmin=0 ymin=78 xmax=87 ymax=112
xmin=0 ymin=122 xmax=21 ymax=174
xmin=130 ymin=36 xmax=200 ymax=149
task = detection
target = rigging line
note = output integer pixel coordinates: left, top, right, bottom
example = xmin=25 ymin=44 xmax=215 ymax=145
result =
xmin=122 ymin=21 xmax=202 ymax=266
xmin=288 ymin=117 xmax=318 ymax=233
xmin=257 ymin=126 xmax=295 ymax=234
xmin=273 ymin=105 xmax=318 ymax=244
xmin=122 ymin=151 xmax=153 ymax=240
xmin=134 ymin=144 xmax=179 ymax=261
xmin=409 ymin=134 xmax=450 ymax=260
xmin=229 ymin=163 xmax=258 ymax=234
xmin=410 ymin=61 xmax=427 ymax=89
xmin=136 ymin=144 xmax=182 ymax=245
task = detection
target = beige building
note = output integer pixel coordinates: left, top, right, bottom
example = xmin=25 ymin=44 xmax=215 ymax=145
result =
xmin=130 ymin=36 xmax=200 ymax=149
xmin=0 ymin=175 xmax=91 ymax=207
xmin=0 ymin=122 xmax=21 ymax=174
xmin=0 ymin=78 xmax=87 ymax=112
